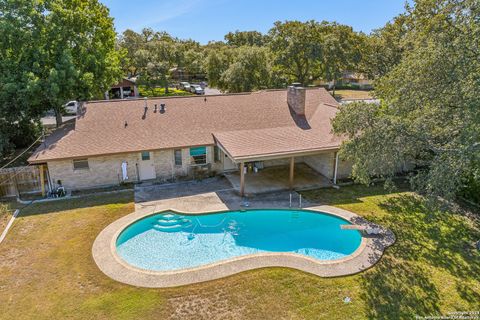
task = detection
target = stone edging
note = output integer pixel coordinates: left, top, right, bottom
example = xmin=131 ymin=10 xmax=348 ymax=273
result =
xmin=92 ymin=206 xmax=395 ymax=288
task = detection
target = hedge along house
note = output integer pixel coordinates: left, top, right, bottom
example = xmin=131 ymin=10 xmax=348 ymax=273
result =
xmin=28 ymin=87 xmax=352 ymax=196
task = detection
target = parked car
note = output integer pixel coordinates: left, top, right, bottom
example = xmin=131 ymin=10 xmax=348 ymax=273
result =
xmin=63 ymin=100 xmax=78 ymax=114
xmin=189 ymin=84 xmax=205 ymax=95
xmin=178 ymin=82 xmax=191 ymax=91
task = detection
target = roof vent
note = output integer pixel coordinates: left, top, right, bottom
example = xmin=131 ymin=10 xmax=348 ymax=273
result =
xmin=124 ymin=121 xmax=128 ymax=128
xmin=154 ymin=104 xmax=157 ymax=113
xmin=160 ymin=103 xmax=165 ymax=113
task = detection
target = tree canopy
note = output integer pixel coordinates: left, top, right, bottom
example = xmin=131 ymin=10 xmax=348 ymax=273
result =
xmin=224 ymin=30 xmax=267 ymax=47
xmin=0 ymin=0 xmax=122 ymax=151
xmin=333 ymin=0 xmax=480 ymax=204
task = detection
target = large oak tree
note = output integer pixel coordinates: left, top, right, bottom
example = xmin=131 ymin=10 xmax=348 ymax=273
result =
xmin=333 ymin=0 xmax=480 ymax=204
xmin=0 ymin=0 xmax=123 ymax=143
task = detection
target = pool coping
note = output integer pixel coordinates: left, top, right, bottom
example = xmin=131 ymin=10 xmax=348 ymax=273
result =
xmin=92 ymin=205 xmax=395 ymax=288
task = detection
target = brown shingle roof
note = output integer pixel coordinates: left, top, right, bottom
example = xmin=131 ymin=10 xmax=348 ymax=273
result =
xmin=28 ymin=88 xmax=342 ymax=163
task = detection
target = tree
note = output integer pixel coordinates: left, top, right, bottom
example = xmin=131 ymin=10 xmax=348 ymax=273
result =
xmin=176 ymin=40 xmax=205 ymax=78
xmin=220 ymin=46 xmax=272 ymax=92
xmin=321 ymin=23 xmax=363 ymax=96
xmin=137 ymin=37 xmax=177 ymax=94
xmin=118 ymin=29 xmax=146 ymax=77
xmin=43 ymin=0 xmax=123 ymax=126
xmin=268 ymin=20 xmax=323 ymax=85
xmin=224 ymin=30 xmax=267 ymax=47
xmin=332 ymin=0 xmax=480 ymax=204
xmin=0 ymin=0 xmax=123 ymax=130
xmin=204 ymin=44 xmax=234 ymax=89
xmin=360 ymin=14 xmax=409 ymax=79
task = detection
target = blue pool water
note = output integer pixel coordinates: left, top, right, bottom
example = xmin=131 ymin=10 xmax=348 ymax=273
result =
xmin=116 ymin=209 xmax=362 ymax=271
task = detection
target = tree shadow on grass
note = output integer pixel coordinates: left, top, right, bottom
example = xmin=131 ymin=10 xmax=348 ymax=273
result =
xmin=301 ymin=181 xmax=411 ymax=207
xmin=18 ymin=191 xmax=134 ymax=217
xmin=360 ymin=194 xmax=480 ymax=319
xmin=377 ymin=194 xmax=480 ymax=280
xmin=361 ymin=256 xmax=441 ymax=319
xmin=301 ymin=180 xmax=410 ymax=206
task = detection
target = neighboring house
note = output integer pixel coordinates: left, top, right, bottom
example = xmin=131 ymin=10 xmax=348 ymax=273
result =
xmin=333 ymin=71 xmax=373 ymax=90
xmin=106 ymin=77 xmax=139 ymax=99
xmin=28 ymin=87 xmax=352 ymax=195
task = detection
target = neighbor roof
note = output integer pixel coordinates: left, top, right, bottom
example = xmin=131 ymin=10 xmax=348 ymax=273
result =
xmin=29 ymin=88 xmax=342 ymax=163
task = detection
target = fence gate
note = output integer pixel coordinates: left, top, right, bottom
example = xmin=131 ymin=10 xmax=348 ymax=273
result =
xmin=0 ymin=166 xmax=42 ymax=198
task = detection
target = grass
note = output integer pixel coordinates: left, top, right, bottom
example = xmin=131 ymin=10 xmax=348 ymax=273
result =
xmin=329 ymin=89 xmax=373 ymax=100
xmin=0 ymin=185 xmax=478 ymax=319
xmin=138 ymin=86 xmax=192 ymax=97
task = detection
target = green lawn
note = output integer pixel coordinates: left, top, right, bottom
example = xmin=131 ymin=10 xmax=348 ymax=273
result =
xmin=0 ymin=185 xmax=478 ymax=319
xmin=329 ymin=89 xmax=373 ymax=100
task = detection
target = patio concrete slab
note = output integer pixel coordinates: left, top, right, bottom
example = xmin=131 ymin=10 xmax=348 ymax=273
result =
xmin=224 ymin=163 xmax=331 ymax=195
xmin=134 ymin=176 xmax=233 ymax=209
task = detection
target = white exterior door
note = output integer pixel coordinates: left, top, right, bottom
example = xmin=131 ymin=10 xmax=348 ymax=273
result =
xmin=223 ymin=153 xmax=237 ymax=171
xmin=139 ymin=151 xmax=156 ymax=180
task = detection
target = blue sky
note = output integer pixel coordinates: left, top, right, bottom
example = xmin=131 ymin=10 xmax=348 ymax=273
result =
xmin=100 ymin=0 xmax=406 ymax=43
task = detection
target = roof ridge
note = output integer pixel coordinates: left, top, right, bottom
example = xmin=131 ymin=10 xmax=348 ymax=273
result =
xmin=86 ymin=91 xmax=257 ymax=104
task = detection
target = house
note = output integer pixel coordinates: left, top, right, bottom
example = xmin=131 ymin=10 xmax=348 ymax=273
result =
xmin=106 ymin=77 xmax=139 ymax=99
xmin=330 ymin=71 xmax=373 ymax=90
xmin=28 ymin=87 xmax=352 ymax=195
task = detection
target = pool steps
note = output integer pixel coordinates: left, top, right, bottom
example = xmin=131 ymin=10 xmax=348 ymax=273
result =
xmin=152 ymin=214 xmax=192 ymax=232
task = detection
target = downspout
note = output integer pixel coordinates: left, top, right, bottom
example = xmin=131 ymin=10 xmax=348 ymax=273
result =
xmin=333 ymin=152 xmax=339 ymax=185
xmin=135 ymin=163 xmax=140 ymax=182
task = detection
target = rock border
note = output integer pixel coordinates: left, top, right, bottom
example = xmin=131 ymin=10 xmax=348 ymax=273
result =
xmin=92 ymin=205 xmax=395 ymax=288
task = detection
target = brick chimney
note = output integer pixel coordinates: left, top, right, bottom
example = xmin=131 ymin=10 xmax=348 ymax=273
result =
xmin=287 ymin=85 xmax=306 ymax=115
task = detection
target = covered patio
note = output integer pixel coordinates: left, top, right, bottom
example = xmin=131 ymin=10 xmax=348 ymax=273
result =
xmin=224 ymin=163 xmax=332 ymax=195
xmin=214 ymin=127 xmax=342 ymax=196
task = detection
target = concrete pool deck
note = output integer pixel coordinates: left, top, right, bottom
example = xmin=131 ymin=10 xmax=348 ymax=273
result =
xmin=92 ymin=191 xmax=395 ymax=288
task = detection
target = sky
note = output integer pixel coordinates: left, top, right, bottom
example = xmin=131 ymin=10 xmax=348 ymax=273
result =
xmin=100 ymin=0 xmax=407 ymax=43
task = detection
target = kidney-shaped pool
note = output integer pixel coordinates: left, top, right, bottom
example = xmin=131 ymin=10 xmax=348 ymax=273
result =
xmin=116 ymin=209 xmax=362 ymax=272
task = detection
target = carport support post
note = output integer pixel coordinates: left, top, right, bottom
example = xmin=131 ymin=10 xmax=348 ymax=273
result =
xmin=240 ymin=161 xmax=245 ymax=196
xmin=289 ymin=157 xmax=295 ymax=190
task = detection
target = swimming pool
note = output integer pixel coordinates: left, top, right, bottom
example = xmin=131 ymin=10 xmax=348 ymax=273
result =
xmin=116 ymin=209 xmax=362 ymax=272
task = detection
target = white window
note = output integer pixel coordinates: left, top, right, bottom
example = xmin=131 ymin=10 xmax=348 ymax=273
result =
xmin=174 ymin=149 xmax=182 ymax=166
xmin=73 ymin=158 xmax=89 ymax=170
xmin=190 ymin=147 xmax=207 ymax=165
xmin=141 ymin=151 xmax=150 ymax=161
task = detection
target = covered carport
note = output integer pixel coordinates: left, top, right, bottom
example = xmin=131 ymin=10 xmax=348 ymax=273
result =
xmin=214 ymin=127 xmax=342 ymax=196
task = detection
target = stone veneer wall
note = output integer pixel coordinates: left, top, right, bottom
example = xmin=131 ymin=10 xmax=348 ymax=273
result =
xmin=47 ymin=148 xmax=352 ymax=191
xmin=303 ymin=153 xmax=335 ymax=179
xmin=303 ymin=152 xmax=352 ymax=181
xmin=47 ymin=153 xmax=140 ymax=190
xmin=47 ymin=146 xmax=225 ymax=190
xmin=337 ymin=159 xmax=353 ymax=180
xmin=263 ymin=157 xmax=304 ymax=167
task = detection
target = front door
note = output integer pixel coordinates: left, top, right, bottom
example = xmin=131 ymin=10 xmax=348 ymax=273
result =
xmin=139 ymin=151 xmax=156 ymax=180
xmin=223 ymin=153 xmax=237 ymax=171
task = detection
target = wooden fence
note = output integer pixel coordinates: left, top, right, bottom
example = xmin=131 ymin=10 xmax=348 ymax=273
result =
xmin=0 ymin=166 xmax=41 ymax=198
